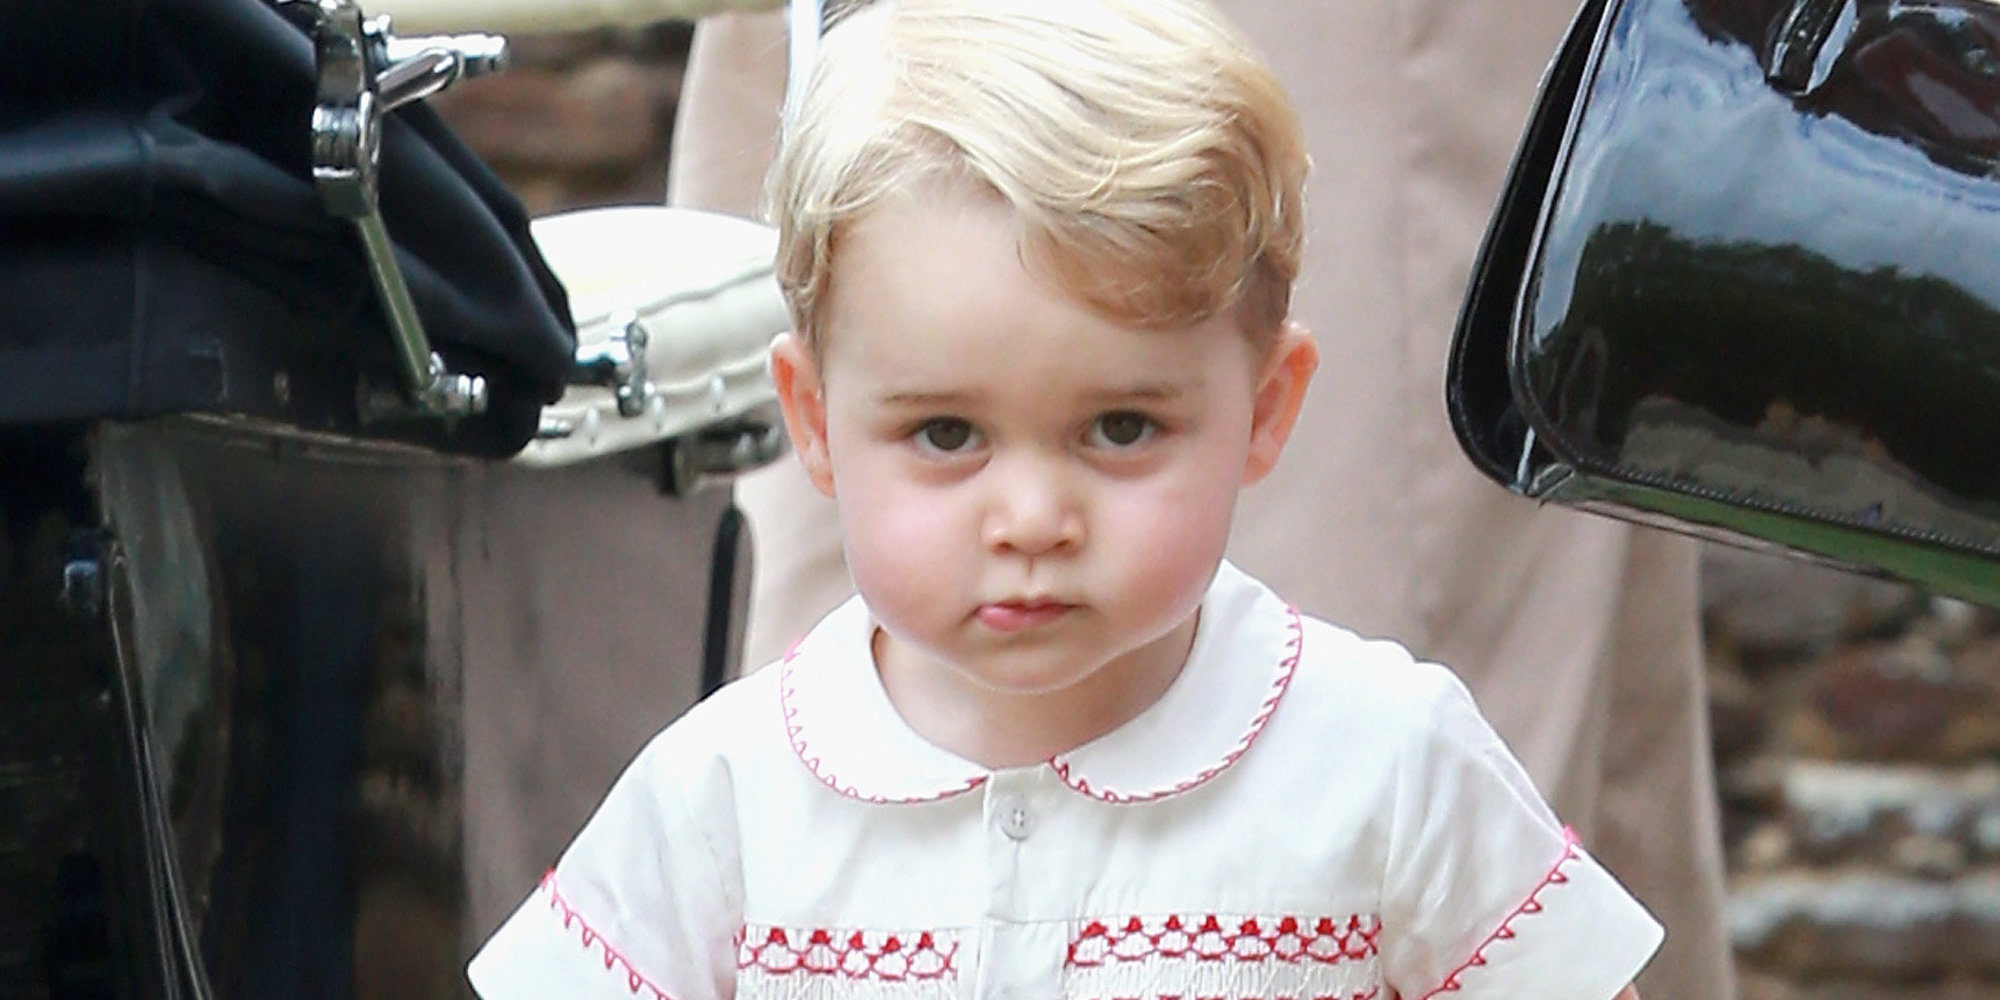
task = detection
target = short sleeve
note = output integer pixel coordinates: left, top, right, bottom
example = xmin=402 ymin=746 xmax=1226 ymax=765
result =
xmin=467 ymin=725 xmax=743 ymax=1000
xmin=1378 ymin=664 xmax=1662 ymax=1000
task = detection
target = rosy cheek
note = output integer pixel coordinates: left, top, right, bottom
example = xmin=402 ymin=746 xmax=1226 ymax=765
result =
xmin=839 ymin=478 xmax=962 ymax=598
xmin=1111 ymin=479 xmax=1236 ymax=594
xmin=856 ymin=494 xmax=953 ymax=552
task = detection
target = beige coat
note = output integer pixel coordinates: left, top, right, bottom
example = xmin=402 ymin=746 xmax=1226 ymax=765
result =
xmin=668 ymin=6 xmax=1734 ymax=999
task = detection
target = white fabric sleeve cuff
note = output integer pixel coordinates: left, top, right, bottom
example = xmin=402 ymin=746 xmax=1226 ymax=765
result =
xmin=469 ymin=875 xmax=687 ymax=1000
xmin=1428 ymin=838 xmax=1663 ymax=1000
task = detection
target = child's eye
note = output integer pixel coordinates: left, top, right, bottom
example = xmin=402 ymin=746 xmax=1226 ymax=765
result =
xmin=913 ymin=417 xmax=980 ymax=455
xmin=1088 ymin=411 xmax=1156 ymax=448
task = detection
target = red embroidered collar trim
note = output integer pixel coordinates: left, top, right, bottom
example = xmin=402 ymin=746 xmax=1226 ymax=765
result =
xmin=777 ymin=562 xmax=1301 ymax=805
xmin=780 ymin=644 xmax=988 ymax=804
xmin=1417 ymin=827 xmax=1584 ymax=999
xmin=1049 ymin=607 xmax=1301 ymax=804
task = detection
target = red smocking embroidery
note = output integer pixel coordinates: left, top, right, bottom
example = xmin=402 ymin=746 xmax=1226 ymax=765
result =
xmin=540 ymin=872 xmax=678 ymax=1000
xmin=738 ymin=925 xmax=958 ymax=981
xmin=1417 ymin=827 xmax=1584 ymax=998
xmin=1068 ymin=912 xmax=1380 ymax=968
xmin=1050 ymin=606 xmax=1305 ymax=803
xmin=779 ymin=643 xmax=987 ymax=804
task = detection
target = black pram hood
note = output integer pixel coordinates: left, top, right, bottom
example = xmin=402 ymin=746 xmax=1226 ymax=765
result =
xmin=0 ymin=0 xmax=575 ymax=457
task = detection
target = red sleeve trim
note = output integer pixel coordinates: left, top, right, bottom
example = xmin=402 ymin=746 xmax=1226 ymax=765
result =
xmin=540 ymin=871 xmax=682 ymax=1000
xmin=1415 ymin=826 xmax=1583 ymax=999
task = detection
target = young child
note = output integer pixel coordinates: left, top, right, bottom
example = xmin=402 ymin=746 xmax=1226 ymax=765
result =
xmin=468 ymin=1 xmax=1662 ymax=998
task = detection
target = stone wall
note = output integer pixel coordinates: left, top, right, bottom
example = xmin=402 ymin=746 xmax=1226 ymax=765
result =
xmin=1705 ymin=547 xmax=2000 ymax=999
xmin=427 ymin=27 xmax=2000 ymax=1000
xmin=428 ymin=24 xmax=692 ymax=216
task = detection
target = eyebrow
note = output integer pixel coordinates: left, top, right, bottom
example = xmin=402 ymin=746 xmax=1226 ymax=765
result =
xmin=874 ymin=379 xmax=1200 ymax=408
xmin=875 ymin=389 xmax=975 ymax=407
xmin=1092 ymin=379 xmax=1199 ymax=401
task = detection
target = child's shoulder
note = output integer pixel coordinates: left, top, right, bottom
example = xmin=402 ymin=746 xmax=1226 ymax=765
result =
xmin=1277 ymin=609 xmax=1489 ymax=741
xmin=623 ymin=660 xmax=793 ymax=786
xmin=1206 ymin=564 xmax=1489 ymax=748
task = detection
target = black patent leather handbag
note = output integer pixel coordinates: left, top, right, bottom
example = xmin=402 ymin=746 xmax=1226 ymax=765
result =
xmin=1450 ymin=0 xmax=2000 ymax=604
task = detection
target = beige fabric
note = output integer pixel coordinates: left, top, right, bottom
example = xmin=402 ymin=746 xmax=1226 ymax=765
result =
xmin=449 ymin=462 xmax=739 ymax=940
xmin=667 ymin=7 xmax=1734 ymax=1000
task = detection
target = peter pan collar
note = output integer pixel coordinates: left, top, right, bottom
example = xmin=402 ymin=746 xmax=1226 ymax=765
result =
xmin=778 ymin=560 xmax=1303 ymax=805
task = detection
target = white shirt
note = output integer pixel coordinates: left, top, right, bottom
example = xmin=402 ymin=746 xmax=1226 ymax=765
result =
xmin=469 ymin=562 xmax=1662 ymax=1000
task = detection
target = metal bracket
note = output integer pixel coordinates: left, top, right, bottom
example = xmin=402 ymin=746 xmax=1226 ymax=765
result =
xmin=571 ymin=310 xmax=656 ymax=418
xmin=661 ymin=422 xmax=786 ymax=497
xmin=59 ymin=530 xmax=109 ymax=621
xmin=278 ymin=0 xmax=507 ymax=421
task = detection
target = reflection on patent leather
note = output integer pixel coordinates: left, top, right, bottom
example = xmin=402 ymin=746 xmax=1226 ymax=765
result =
xmin=1449 ymin=0 xmax=2000 ymax=605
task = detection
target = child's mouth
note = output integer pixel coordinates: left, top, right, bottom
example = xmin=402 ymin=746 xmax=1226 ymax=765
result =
xmin=975 ymin=599 xmax=1074 ymax=631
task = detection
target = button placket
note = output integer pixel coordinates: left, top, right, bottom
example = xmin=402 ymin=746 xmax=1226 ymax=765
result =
xmin=978 ymin=770 xmax=1057 ymax=1000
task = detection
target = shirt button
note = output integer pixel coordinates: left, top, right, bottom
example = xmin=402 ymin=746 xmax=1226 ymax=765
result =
xmin=1000 ymin=803 xmax=1035 ymax=841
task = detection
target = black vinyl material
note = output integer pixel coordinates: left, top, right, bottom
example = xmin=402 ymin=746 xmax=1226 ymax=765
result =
xmin=1450 ymin=0 xmax=2000 ymax=604
xmin=0 ymin=0 xmax=574 ymax=457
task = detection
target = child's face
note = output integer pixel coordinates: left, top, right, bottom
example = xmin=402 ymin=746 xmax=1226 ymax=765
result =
xmin=770 ymin=181 xmax=1315 ymax=721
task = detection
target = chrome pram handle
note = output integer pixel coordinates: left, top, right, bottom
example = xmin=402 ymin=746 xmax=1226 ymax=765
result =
xmin=276 ymin=0 xmax=792 ymax=485
xmin=279 ymin=0 xmax=505 ymax=421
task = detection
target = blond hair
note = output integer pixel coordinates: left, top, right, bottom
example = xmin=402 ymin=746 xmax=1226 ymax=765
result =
xmin=765 ymin=0 xmax=1308 ymax=351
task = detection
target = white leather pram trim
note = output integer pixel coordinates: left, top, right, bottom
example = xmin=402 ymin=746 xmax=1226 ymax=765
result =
xmin=515 ymin=205 xmax=788 ymax=468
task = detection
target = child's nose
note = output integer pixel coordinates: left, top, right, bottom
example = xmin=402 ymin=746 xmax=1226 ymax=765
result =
xmin=981 ymin=456 xmax=1083 ymax=556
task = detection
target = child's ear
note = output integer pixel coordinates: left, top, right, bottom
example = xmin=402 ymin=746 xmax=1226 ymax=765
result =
xmin=769 ymin=332 xmax=837 ymax=498
xmin=1244 ymin=321 xmax=1318 ymax=486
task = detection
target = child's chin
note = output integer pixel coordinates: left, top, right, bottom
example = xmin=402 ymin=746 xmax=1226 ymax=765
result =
xmin=942 ymin=649 xmax=1093 ymax=693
